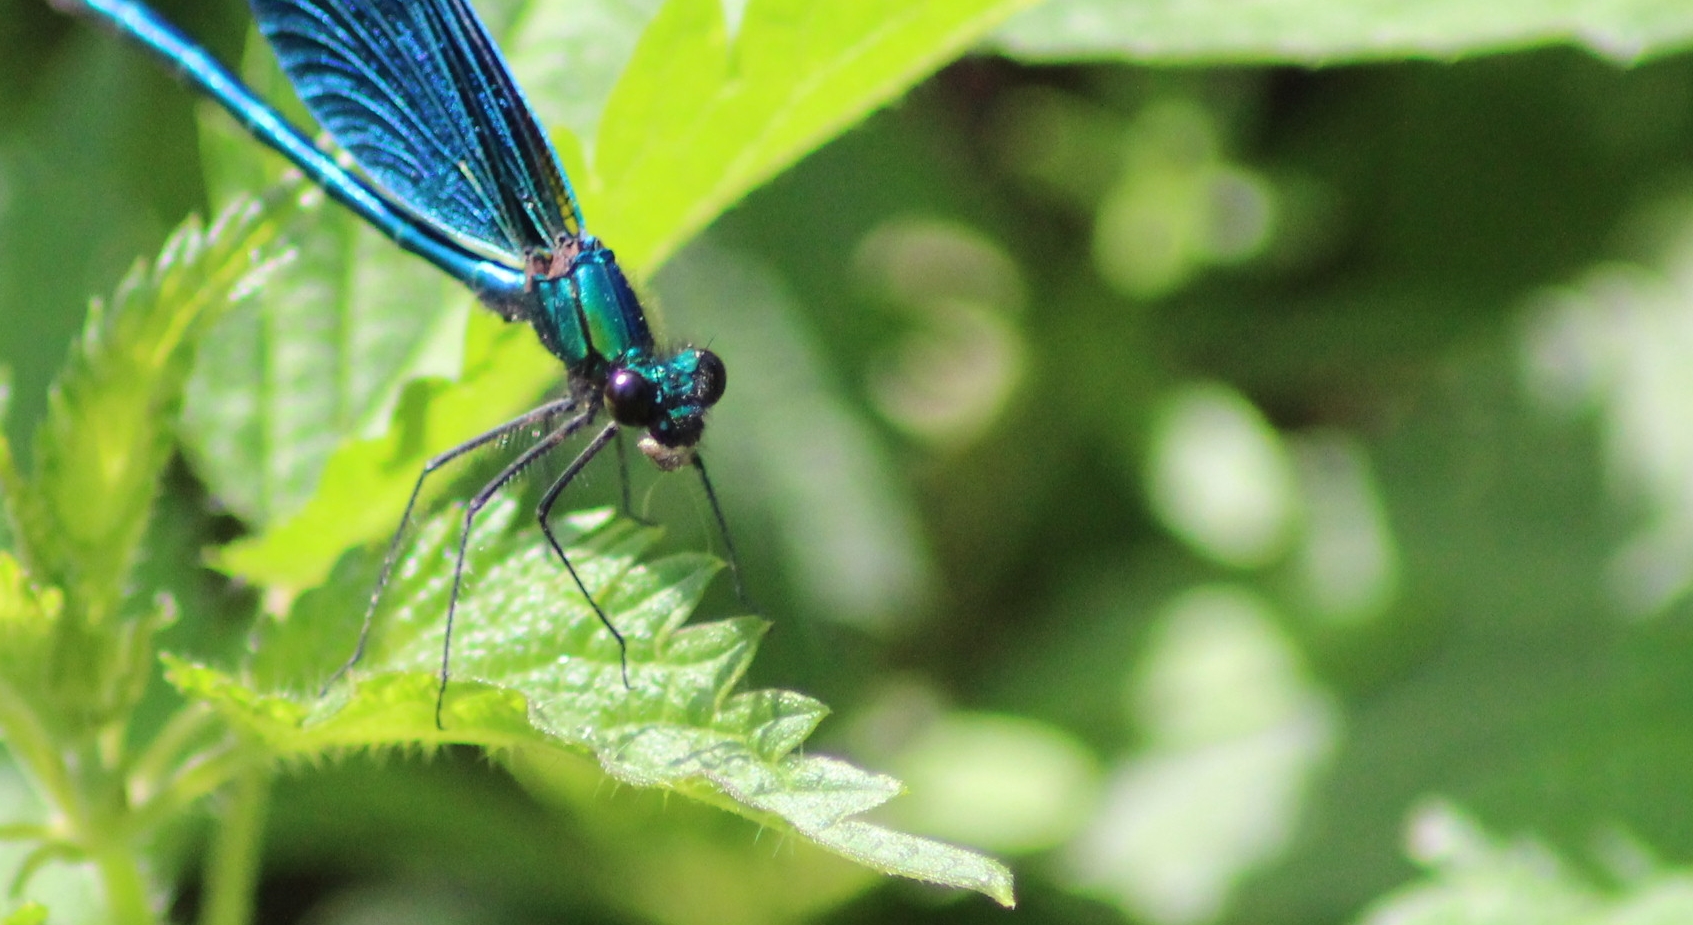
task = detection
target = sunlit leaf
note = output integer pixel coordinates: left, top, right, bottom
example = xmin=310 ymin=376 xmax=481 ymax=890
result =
xmin=4 ymin=196 xmax=284 ymax=624
xmin=998 ymin=0 xmax=1693 ymax=64
xmin=212 ymin=0 xmax=1039 ymax=590
xmin=0 ymin=554 xmax=60 ymax=723
xmin=180 ymin=189 xmax=465 ymax=528
xmin=1 ymin=901 xmax=46 ymax=925
xmin=174 ymin=499 xmax=1013 ymax=905
xmin=593 ymin=0 xmax=1045 ymax=271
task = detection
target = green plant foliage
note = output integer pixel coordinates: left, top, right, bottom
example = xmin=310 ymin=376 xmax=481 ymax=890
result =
xmin=594 ymin=0 xmax=1048 ymax=270
xmin=1 ymin=902 xmax=47 ymax=925
xmin=180 ymin=190 xmax=465 ymax=529
xmin=0 ymin=169 xmax=1013 ymax=918
xmin=18 ymin=0 xmax=1693 ymax=922
xmin=210 ymin=0 xmax=1043 ymax=592
xmin=1353 ymin=803 xmax=1693 ymax=924
xmin=999 ymin=0 xmax=1693 ymax=64
xmin=0 ymin=197 xmax=282 ymax=748
xmin=172 ymin=500 xmax=1012 ymax=904
xmin=0 ymin=198 xmax=283 ymax=923
xmin=206 ymin=307 xmax=557 ymax=588
xmin=0 ymin=2 xmax=1035 ymax=913
xmin=4 ymin=199 xmax=284 ymax=624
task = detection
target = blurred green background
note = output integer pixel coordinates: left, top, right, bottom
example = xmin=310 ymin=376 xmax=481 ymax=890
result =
xmin=8 ymin=0 xmax=1693 ymax=922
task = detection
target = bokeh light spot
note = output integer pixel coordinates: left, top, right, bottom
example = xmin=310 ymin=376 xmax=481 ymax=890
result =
xmin=1065 ymin=586 xmax=1336 ymax=925
xmin=1146 ymin=383 xmax=1297 ymax=568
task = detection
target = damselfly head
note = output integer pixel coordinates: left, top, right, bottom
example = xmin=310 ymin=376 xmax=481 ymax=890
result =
xmin=611 ymin=348 xmax=726 ymax=467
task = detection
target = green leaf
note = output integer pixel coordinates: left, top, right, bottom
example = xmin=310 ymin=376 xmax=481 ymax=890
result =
xmin=173 ymin=499 xmax=1014 ymax=906
xmin=593 ymin=0 xmax=1046 ymax=272
xmin=2 ymin=901 xmax=47 ymax=925
xmin=0 ymin=543 xmax=179 ymax=757
xmin=1351 ymin=803 xmax=1693 ymax=925
xmin=0 ymin=376 xmax=17 ymax=557
xmin=2 ymin=196 xmax=285 ymax=624
xmin=179 ymin=190 xmax=467 ymax=528
xmin=503 ymin=750 xmax=881 ymax=925
xmin=211 ymin=312 xmax=558 ymax=588
xmin=178 ymin=40 xmax=480 ymax=536
xmin=0 ymin=554 xmax=61 ymax=728
xmin=503 ymin=0 xmax=666 ymax=151
xmin=210 ymin=0 xmax=1035 ymax=592
xmin=179 ymin=38 xmax=479 ymax=533
xmin=997 ymin=0 xmax=1693 ymax=65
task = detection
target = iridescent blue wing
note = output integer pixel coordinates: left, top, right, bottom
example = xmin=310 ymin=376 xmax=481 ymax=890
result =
xmin=250 ymin=0 xmax=584 ymax=266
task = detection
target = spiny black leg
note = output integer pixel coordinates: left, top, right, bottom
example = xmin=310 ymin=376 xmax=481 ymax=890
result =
xmin=434 ymin=408 xmax=600 ymax=729
xmin=322 ymin=396 xmax=579 ymax=696
xmin=536 ymin=423 xmax=628 ymax=686
xmin=612 ymin=428 xmax=652 ymax=525
xmin=693 ymin=454 xmax=752 ymax=611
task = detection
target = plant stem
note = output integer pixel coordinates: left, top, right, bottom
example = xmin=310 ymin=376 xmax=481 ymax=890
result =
xmin=0 ymin=678 xmax=77 ymax=816
xmin=130 ymin=704 xmax=221 ymax=800
xmin=199 ymin=756 xmax=270 ymax=925
xmin=92 ymin=842 xmax=155 ymax=925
